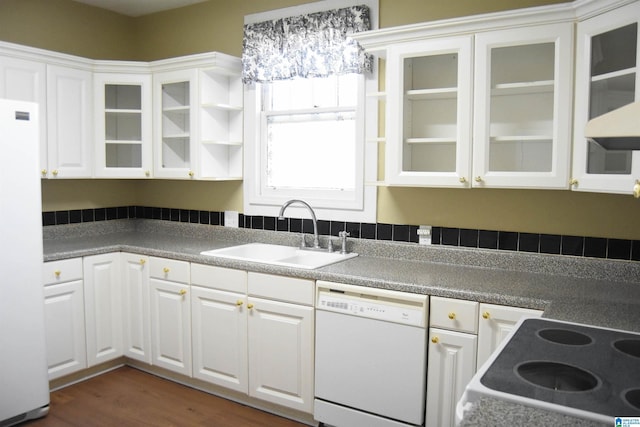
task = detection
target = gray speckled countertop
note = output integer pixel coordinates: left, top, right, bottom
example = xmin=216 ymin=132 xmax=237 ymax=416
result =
xmin=43 ymin=219 xmax=640 ymax=426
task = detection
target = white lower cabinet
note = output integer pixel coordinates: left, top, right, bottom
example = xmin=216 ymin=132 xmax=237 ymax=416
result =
xmin=83 ymin=253 xmax=123 ymax=367
xmin=43 ymin=258 xmax=86 ymax=380
xmin=426 ymin=296 xmax=542 ymax=427
xmin=476 ymin=302 xmax=542 ymax=371
xmin=426 ymin=328 xmax=477 ymax=427
xmin=190 ymin=266 xmax=315 ymax=414
xmin=247 ymin=272 xmax=315 ymax=413
xmin=149 ymin=257 xmax=192 ymax=376
xmin=121 ymin=253 xmax=151 ymax=364
xmin=190 ymin=265 xmax=248 ymax=393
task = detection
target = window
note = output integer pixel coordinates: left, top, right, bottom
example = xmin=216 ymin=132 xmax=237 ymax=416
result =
xmin=243 ymin=0 xmax=378 ymax=223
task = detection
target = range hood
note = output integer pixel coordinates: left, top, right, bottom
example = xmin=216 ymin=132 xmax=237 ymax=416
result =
xmin=585 ymin=101 xmax=640 ymax=150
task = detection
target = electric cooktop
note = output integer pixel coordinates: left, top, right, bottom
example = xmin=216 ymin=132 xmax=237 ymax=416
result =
xmin=459 ymin=317 xmax=640 ymax=424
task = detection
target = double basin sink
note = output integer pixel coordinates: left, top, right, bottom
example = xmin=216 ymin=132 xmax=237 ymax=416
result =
xmin=201 ymin=242 xmax=358 ymax=270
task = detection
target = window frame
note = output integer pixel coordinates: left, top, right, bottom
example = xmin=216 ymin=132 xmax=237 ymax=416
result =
xmin=243 ymin=0 xmax=379 ymax=223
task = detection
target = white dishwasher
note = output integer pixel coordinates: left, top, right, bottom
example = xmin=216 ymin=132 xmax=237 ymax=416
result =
xmin=314 ymin=281 xmax=429 ymax=427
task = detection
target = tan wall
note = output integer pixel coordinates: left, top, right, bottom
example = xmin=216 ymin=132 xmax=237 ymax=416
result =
xmin=3 ymin=0 xmax=640 ymax=240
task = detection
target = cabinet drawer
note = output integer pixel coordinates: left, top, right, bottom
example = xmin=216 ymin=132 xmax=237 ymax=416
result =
xmin=430 ymin=296 xmax=478 ymax=334
xmin=190 ymin=263 xmax=247 ymax=293
xmin=149 ymin=257 xmax=190 ymax=283
xmin=248 ymin=272 xmax=314 ymax=306
xmin=43 ymin=258 xmax=83 ymax=285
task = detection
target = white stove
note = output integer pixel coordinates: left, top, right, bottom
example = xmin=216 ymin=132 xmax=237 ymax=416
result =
xmin=457 ymin=317 xmax=640 ymax=424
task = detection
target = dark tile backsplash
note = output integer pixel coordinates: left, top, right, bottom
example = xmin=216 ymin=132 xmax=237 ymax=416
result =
xmin=42 ymin=206 xmax=640 ymax=262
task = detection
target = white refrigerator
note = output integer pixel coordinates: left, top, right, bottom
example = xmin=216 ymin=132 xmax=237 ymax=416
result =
xmin=0 ymin=99 xmax=50 ymax=424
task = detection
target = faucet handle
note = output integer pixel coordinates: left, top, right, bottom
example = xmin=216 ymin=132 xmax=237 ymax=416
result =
xmin=327 ymin=237 xmax=334 ymax=252
xmin=339 ymin=231 xmax=350 ymax=254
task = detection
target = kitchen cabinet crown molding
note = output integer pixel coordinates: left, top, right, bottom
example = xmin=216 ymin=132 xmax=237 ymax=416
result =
xmin=0 ymin=40 xmax=240 ymax=75
xmin=352 ymin=0 xmax=632 ymax=56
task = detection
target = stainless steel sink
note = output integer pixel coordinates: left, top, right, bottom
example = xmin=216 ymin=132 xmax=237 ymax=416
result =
xmin=200 ymin=243 xmax=358 ymax=269
xmin=458 ymin=317 xmax=640 ymax=424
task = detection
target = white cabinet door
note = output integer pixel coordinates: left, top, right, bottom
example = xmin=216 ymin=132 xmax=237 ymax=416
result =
xmin=83 ymin=253 xmax=122 ymax=367
xmin=247 ymin=297 xmax=314 ymax=413
xmin=46 ymin=64 xmax=93 ymax=178
xmin=0 ymin=56 xmax=47 ymax=175
xmin=571 ymin=1 xmax=640 ymax=195
xmin=150 ymin=278 xmax=192 ymax=376
xmin=472 ymin=22 xmax=573 ymax=189
xmin=43 ymin=279 xmax=86 ymax=380
xmin=153 ymin=69 xmax=198 ymax=179
xmin=121 ymin=253 xmax=151 ymax=364
xmin=476 ymin=303 xmax=542 ymax=371
xmin=425 ymin=328 xmax=477 ymax=427
xmin=191 ymin=286 xmax=248 ymax=393
xmin=385 ymin=36 xmax=473 ymax=187
xmin=94 ymin=73 xmax=153 ymax=178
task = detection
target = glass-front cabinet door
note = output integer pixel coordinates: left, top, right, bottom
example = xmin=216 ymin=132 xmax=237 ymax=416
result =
xmin=472 ymin=23 xmax=573 ymax=189
xmin=385 ymin=37 xmax=473 ymax=187
xmin=94 ymin=73 xmax=152 ymax=178
xmin=153 ymin=69 xmax=198 ymax=179
xmin=572 ymin=1 xmax=640 ymax=196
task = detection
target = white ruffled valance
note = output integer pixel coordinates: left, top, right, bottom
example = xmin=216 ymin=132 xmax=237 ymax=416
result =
xmin=242 ymin=5 xmax=373 ymax=84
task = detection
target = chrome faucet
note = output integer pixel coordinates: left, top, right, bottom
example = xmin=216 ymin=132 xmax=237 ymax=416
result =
xmin=278 ymin=199 xmax=321 ymax=249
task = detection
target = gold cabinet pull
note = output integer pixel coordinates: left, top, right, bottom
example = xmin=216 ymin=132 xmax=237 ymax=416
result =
xmin=431 ymin=336 xmax=439 ymax=344
xmin=179 ymin=289 xmax=187 ymax=296
xmin=139 ymin=259 xmax=146 ymax=265
xmin=633 ymin=180 xmax=640 ymax=199
xmin=459 ymin=177 xmax=467 ymax=184
xmin=52 ymin=170 xmax=59 ymax=176
xmin=163 ymin=267 xmax=170 ymax=273
xmin=474 ymin=176 xmax=483 ymax=183
xmin=448 ymin=312 xmax=456 ymax=320
xmin=236 ymin=300 xmax=244 ymax=306
xmin=482 ymin=311 xmax=490 ymax=319
xmin=41 ymin=169 xmax=47 ymax=176
xmin=247 ymin=303 xmax=254 ymax=310
xmin=569 ymin=178 xmax=578 ymax=187
xmin=145 ymin=170 xmax=150 ymax=177
xmin=54 ymin=270 xmax=61 ymax=278
xmin=188 ymin=170 xmax=194 ymax=177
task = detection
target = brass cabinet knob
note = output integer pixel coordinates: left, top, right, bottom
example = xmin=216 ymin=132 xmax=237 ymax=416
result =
xmin=54 ymin=270 xmax=61 ymax=278
xmin=459 ymin=177 xmax=467 ymax=184
xmin=52 ymin=170 xmax=59 ymax=176
xmin=634 ymin=180 xmax=640 ymax=199
xmin=163 ymin=267 xmax=170 ymax=273
xmin=431 ymin=336 xmax=439 ymax=344
xmin=247 ymin=303 xmax=254 ymax=310
xmin=448 ymin=312 xmax=456 ymax=320
xmin=236 ymin=300 xmax=244 ymax=306
xmin=474 ymin=176 xmax=483 ymax=183
xmin=139 ymin=259 xmax=146 ymax=265
xmin=569 ymin=178 xmax=578 ymax=187
xmin=41 ymin=169 xmax=47 ymax=176
xmin=188 ymin=170 xmax=194 ymax=177
xmin=145 ymin=170 xmax=150 ymax=177
xmin=179 ymin=289 xmax=187 ymax=296
xmin=482 ymin=311 xmax=491 ymax=319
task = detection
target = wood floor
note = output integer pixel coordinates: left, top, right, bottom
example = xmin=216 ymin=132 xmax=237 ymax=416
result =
xmin=25 ymin=366 xmax=308 ymax=427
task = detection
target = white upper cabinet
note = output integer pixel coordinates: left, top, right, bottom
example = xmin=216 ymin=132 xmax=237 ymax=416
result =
xmin=46 ymin=64 xmax=93 ymax=178
xmin=94 ymin=72 xmax=153 ymax=178
xmin=386 ymin=37 xmax=473 ymax=187
xmin=356 ymin=5 xmax=576 ymax=190
xmin=0 ymin=56 xmax=48 ymax=176
xmin=153 ymin=68 xmax=198 ymax=179
xmin=472 ymin=23 xmax=573 ymax=189
xmin=572 ymin=1 xmax=640 ymax=195
xmin=198 ymin=65 xmax=243 ymax=180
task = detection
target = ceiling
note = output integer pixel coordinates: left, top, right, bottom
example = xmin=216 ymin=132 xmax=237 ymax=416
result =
xmin=72 ymin=0 xmax=208 ymax=17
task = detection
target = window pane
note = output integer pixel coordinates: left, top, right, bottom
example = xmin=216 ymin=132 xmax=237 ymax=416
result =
xmin=266 ymin=74 xmax=357 ymax=110
xmin=266 ymin=112 xmax=356 ymax=190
